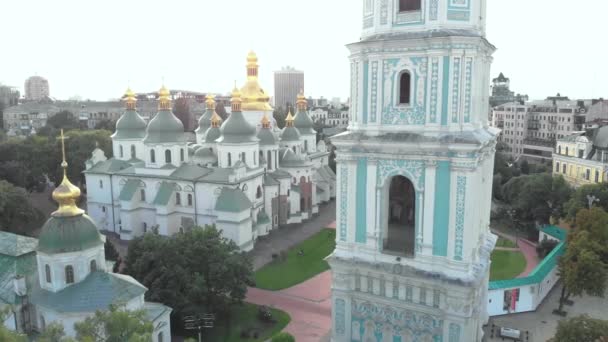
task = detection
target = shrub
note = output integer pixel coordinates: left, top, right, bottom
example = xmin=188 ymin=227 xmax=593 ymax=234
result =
xmin=536 ymin=238 xmax=559 ymax=258
xmin=258 ymin=306 xmax=274 ymax=323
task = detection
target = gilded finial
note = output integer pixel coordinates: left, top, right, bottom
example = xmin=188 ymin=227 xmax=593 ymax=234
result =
xmin=158 ymin=85 xmax=171 ymax=110
xmin=124 ymin=87 xmax=137 ymax=110
xmin=285 ymin=109 xmax=295 ymax=127
xmin=205 ymin=94 xmax=216 ymax=109
xmin=261 ymin=112 xmax=271 ymax=129
xmin=51 ymin=129 xmax=84 ymax=217
xmin=210 ymin=110 xmax=222 ymax=128
xmin=231 ymin=86 xmax=243 ymax=112
xmin=296 ymin=90 xmax=307 ymax=111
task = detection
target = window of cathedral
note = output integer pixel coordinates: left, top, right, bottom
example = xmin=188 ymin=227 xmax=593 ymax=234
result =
xmin=140 ymin=189 xmax=146 ymax=202
xmin=383 ymin=175 xmax=416 ymax=257
xmin=120 ymin=145 xmax=124 ymax=158
xmin=65 ymin=265 xmax=74 ymax=284
xmin=45 ymin=264 xmax=51 ymax=283
xmin=256 ymin=186 xmax=262 ymax=199
xmin=187 ymin=194 xmax=193 ymax=206
xmin=102 ymin=206 xmax=106 ymax=213
xmin=99 ymin=180 xmax=103 ymax=189
xmin=131 ymin=145 xmax=136 ymax=159
xmin=555 ymin=162 xmax=560 ymax=173
xmin=150 ymin=150 xmax=156 ymax=163
xmin=304 ymin=140 xmax=308 ymax=152
xmin=176 ymin=193 xmax=181 ymax=206
xmin=158 ymin=332 xmax=164 ymax=342
xmin=90 ymin=260 xmax=97 ymax=272
xmin=399 ymin=0 xmax=421 ymax=12
xmin=399 ymin=72 xmax=412 ymax=105
xmin=180 ymin=149 xmax=185 ymax=163
xmin=143 ymin=222 xmax=147 ymax=233
xmin=228 ymin=153 xmax=232 ymax=167
xmin=165 ymin=150 xmax=172 ymax=164
xmin=40 ymin=315 xmax=46 ymax=331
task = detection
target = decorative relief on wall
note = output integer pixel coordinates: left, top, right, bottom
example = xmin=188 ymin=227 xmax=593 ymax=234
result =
xmin=448 ymin=323 xmax=462 ymax=342
xmin=371 ymin=61 xmax=379 ymax=123
xmin=381 ymin=57 xmax=428 ymax=125
xmin=376 ymin=159 xmax=425 ymax=190
xmin=451 ymin=57 xmax=461 ymax=123
xmin=380 ymin=0 xmax=389 ymax=24
xmin=429 ymin=57 xmax=440 ymax=123
xmin=335 ymin=298 xmax=346 ymax=335
xmin=454 ymin=176 xmax=466 ymax=260
xmin=339 ymin=165 xmax=349 ymax=242
xmin=429 ymin=0 xmax=439 ymax=20
xmin=464 ymin=58 xmax=473 ymax=122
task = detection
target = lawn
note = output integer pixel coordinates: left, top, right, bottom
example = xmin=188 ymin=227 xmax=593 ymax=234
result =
xmin=255 ymin=228 xmax=336 ymax=290
xmin=495 ymin=237 xmax=518 ymax=248
xmin=490 ymin=250 xmax=527 ymax=281
xmin=197 ymin=303 xmax=290 ymax=342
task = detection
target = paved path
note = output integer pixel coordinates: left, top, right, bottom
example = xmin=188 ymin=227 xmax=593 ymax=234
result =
xmin=516 ymin=238 xmax=539 ymax=278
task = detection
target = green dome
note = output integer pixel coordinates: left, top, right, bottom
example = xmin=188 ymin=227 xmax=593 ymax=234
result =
xmin=294 ymin=109 xmax=316 ymax=135
xmin=38 ymin=214 xmax=104 ymax=254
xmin=281 ymin=126 xmax=301 ymax=142
xmin=257 ymin=127 xmax=277 ymax=145
xmin=112 ymin=110 xmax=147 ymax=140
xmin=205 ymin=127 xmax=221 ymax=143
xmin=144 ymin=110 xmax=186 ymax=144
xmin=195 ymin=109 xmax=214 ymax=134
xmin=217 ymin=111 xmax=257 ymax=144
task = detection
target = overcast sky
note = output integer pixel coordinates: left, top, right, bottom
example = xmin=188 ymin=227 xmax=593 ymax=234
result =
xmin=1 ymin=0 xmax=606 ymax=102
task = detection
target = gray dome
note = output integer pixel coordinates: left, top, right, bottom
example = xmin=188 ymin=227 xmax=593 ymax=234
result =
xmin=205 ymin=127 xmax=221 ymax=143
xmin=257 ymin=127 xmax=277 ymax=145
xmin=594 ymin=126 xmax=608 ymax=149
xmin=294 ymin=109 xmax=316 ymax=135
xmin=38 ymin=214 xmax=104 ymax=254
xmin=144 ymin=110 xmax=186 ymax=144
xmin=217 ymin=111 xmax=257 ymax=144
xmin=195 ymin=109 xmax=214 ymax=134
xmin=281 ymin=126 xmax=301 ymax=142
xmin=112 ymin=110 xmax=147 ymax=140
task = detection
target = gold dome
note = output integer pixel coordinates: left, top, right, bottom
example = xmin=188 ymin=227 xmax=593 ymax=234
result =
xmin=205 ymin=94 xmax=216 ymax=109
xmin=52 ymin=130 xmax=84 ymax=218
xmin=158 ymin=85 xmax=171 ymax=110
xmin=210 ymin=110 xmax=222 ymax=128
xmin=285 ymin=109 xmax=295 ymax=127
xmin=124 ymin=87 xmax=137 ymax=110
xmin=296 ymin=91 xmax=307 ymax=111
xmin=261 ymin=112 xmax=271 ymax=129
xmin=240 ymin=51 xmax=273 ymax=111
xmin=231 ymin=86 xmax=243 ymax=112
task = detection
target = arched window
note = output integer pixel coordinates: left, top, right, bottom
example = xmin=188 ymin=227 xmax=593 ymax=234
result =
xmin=176 ymin=193 xmax=181 ymax=206
xmin=119 ymin=145 xmax=124 ymax=158
xmin=143 ymin=222 xmax=148 ymax=233
xmin=40 ymin=315 xmax=46 ymax=331
xmin=90 ymin=260 xmax=97 ymax=272
xmin=228 ymin=153 xmax=232 ymax=166
xmin=304 ymin=140 xmax=308 ymax=152
xmin=399 ymin=72 xmax=412 ymax=105
xmin=158 ymin=332 xmax=164 ymax=342
xmin=558 ymin=146 xmax=562 ymax=154
xmin=165 ymin=149 xmax=172 ymax=164
xmin=180 ymin=148 xmax=185 ymax=162
xmin=150 ymin=150 xmax=156 ymax=163
xmin=65 ymin=265 xmax=74 ymax=284
xmin=555 ymin=162 xmax=560 ymax=173
xmin=253 ymin=151 xmax=257 ymax=165
xmin=256 ymin=186 xmax=262 ymax=199
xmin=131 ymin=145 xmax=136 ymax=159
xmin=45 ymin=264 xmax=51 ymax=283
xmin=99 ymin=180 xmax=103 ymax=189
xmin=140 ymin=189 xmax=146 ymax=202
xmin=383 ymin=175 xmax=416 ymax=257
xmin=399 ymin=0 xmax=421 ymax=12
xmin=267 ymin=151 xmax=272 ymax=170
xmin=293 ymin=146 xmax=297 ymax=153
xmin=187 ymin=194 xmax=193 ymax=206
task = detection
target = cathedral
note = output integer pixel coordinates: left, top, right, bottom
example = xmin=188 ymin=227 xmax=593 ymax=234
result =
xmin=328 ymin=0 xmax=498 ymax=341
xmin=84 ymin=52 xmax=336 ymax=250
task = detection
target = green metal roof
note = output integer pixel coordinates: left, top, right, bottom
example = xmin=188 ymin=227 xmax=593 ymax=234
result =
xmin=171 ymin=164 xmax=212 ymax=180
xmin=204 ymin=127 xmax=221 ymax=143
xmin=215 ymin=188 xmax=252 ymax=213
xmin=112 ymin=109 xmax=147 ymax=140
xmin=0 ymin=231 xmax=38 ymax=257
xmin=194 ymin=147 xmax=216 ymax=159
xmin=152 ymin=182 xmax=175 ymax=205
xmin=195 ymin=109 xmax=214 ymax=134
xmin=38 ymin=214 xmax=104 ymax=254
xmin=31 ymin=271 xmax=147 ymax=313
xmin=269 ymin=169 xmax=291 ymax=179
xmin=0 ymin=251 xmax=37 ymax=305
xmin=540 ymin=225 xmax=567 ymax=241
xmin=118 ymin=179 xmax=140 ymax=201
xmin=489 ymin=226 xmax=567 ymax=290
xmin=143 ymin=110 xmax=187 ymax=144
xmin=280 ymin=148 xmax=309 ymax=167
xmin=280 ymin=126 xmax=301 ymax=142
xmin=85 ymin=158 xmax=132 ymax=174
xmin=294 ymin=109 xmax=316 ymax=135
xmin=217 ymin=110 xmax=258 ymax=144
xmin=264 ymin=174 xmax=279 ymax=186
xmin=257 ymin=127 xmax=277 ymax=145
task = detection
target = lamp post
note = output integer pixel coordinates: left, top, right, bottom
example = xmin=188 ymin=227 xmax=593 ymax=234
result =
xmin=184 ymin=314 xmax=215 ymax=342
xmin=586 ymin=194 xmax=599 ymax=209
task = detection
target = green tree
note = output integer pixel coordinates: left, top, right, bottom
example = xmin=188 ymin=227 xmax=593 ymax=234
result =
xmin=0 ymin=180 xmax=43 ymax=235
xmin=47 ymin=111 xmax=78 ymax=130
xmin=0 ymin=136 xmax=57 ymax=191
xmin=124 ymin=226 xmax=254 ymax=318
xmin=173 ymin=97 xmax=192 ymax=131
xmin=0 ymin=308 xmax=27 ymax=342
xmin=273 ymin=108 xmax=287 ymax=129
xmin=271 ymin=332 xmax=296 ymax=342
xmin=564 ymin=183 xmax=608 ymax=223
xmin=74 ymin=305 xmax=153 ymax=342
xmin=552 ymin=315 xmax=608 ymax=342
xmin=520 ymin=159 xmax=530 ymax=174
xmin=37 ymin=322 xmax=74 ymax=342
xmin=94 ymin=119 xmax=116 ymax=131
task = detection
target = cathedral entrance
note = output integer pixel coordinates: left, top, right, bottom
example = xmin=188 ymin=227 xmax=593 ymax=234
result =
xmin=384 ymin=175 xmax=415 ymax=257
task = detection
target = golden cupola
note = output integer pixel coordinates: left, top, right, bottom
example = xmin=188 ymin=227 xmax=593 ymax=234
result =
xmin=52 ymin=129 xmax=85 ymax=218
xmin=240 ymin=51 xmax=273 ymax=111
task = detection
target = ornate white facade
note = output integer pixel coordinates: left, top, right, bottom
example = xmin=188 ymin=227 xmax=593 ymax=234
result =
xmin=84 ymin=54 xmax=336 ymax=251
xmin=329 ymin=0 xmax=498 ymax=341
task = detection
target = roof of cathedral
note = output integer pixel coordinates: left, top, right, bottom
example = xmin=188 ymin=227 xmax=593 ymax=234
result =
xmin=279 ymin=148 xmax=310 ymax=167
xmin=85 ymin=158 xmax=132 ymax=174
xmin=144 ymin=302 xmax=172 ymax=323
xmin=263 ymin=174 xmax=280 ymax=186
xmin=0 ymin=250 xmax=37 ymax=305
xmin=217 ymin=87 xmax=258 ymax=144
xmin=257 ymin=126 xmax=278 ymax=145
xmin=143 ymin=86 xmax=187 ymax=144
xmin=204 ymin=126 xmax=221 ymax=144
xmin=0 ymin=231 xmax=38 ymax=257
xmin=118 ymin=179 xmax=141 ymax=201
xmin=31 ymin=271 xmax=146 ymax=313
xmin=112 ymin=88 xmax=148 ymax=140
xmin=293 ymin=93 xmax=316 ymax=135
xmin=171 ymin=164 xmax=213 ymax=181
xmin=215 ymin=188 xmax=252 ymax=213
xmin=280 ymin=126 xmax=301 ymax=142
xmin=153 ymin=182 xmax=177 ymax=205
xmin=194 ymin=147 xmax=216 ymax=159
xmin=240 ymin=51 xmax=273 ymax=111
xmin=195 ymin=95 xmax=216 ymax=134
xmin=38 ymin=215 xmax=105 ymax=254
xmin=269 ymin=169 xmax=291 ymax=179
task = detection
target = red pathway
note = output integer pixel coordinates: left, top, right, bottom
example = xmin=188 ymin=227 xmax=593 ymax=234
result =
xmin=246 ymin=271 xmax=333 ymax=342
xmin=516 ymin=238 xmax=540 ymax=278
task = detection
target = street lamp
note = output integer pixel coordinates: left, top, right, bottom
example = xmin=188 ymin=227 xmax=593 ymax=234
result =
xmin=184 ymin=314 xmax=215 ymax=342
xmin=586 ymin=194 xmax=600 ymax=209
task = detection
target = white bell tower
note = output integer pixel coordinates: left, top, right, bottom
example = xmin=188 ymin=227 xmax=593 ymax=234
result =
xmin=329 ymin=0 xmax=498 ymax=341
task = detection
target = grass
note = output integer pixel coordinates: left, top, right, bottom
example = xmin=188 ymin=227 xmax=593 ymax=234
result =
xmin=490 ymin=250 xmax=527 ymax=281
xmin=255 ymin=228 xmax=336 ymax=290
xmin=495 ymin=237 xmax=518 ymax=248
xmin=197 ymin=303 xmax=290 ymax=342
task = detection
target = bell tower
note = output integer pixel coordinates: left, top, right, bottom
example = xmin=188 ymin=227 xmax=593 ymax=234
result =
xmin=328 ymin=0 xmax=498 ymax=341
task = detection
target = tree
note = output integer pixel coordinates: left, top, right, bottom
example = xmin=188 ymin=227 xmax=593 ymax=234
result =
xmin=565 ymin=183 xmax=608 ymax=223
xmin=0 ymin=180 xmax=43 ymax=235
xmin=552 ymin=315 xmax=608 ymax=342
xmin=47 ymin=111 xmax=78 ymax=130
xmin=273 ymin=109 xmax=287 ymax=129
xmin=0 ymin=101 xmax=5 ymax=130
xmin=520 ymin=159 xmax=530 ymax=174
xmin=214 ymin=103 xmax=228 ymax=121
xmin=74 ymin=305 xmax=153 ymax=342
xmin=37 ymin=322 xmax=74 ymax=342
xmin=104 ymin=240 xmax=120 ymax=262
xmin=94 ymin=119 xmax=116 ymax=131
xmin=0 ymin=308 xmax=27 ymax=342
xmin=271 ymin=332 xmax=296 ymax=342
xmin=173 ymin=97 xmax=192 ymax=131
xmin=124 ymin=226 xmax=254 ymax=319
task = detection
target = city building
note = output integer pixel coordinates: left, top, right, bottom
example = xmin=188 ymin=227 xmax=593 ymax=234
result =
xmin=274 ymin=66 xmax=304 ymax=110
xmin=0 ymin=84 xmax=20 ymax=109
xmin=492 ymin=95 xmax=588 ymax=161
xmin=584 ymin=99 xmax=608 ymax=127
xmin=0 ymin=132 xmax=171 ymax=341
xmin=552 ymin=126 xmax=608 ymax=187
xmin=328 ymin=0 xmax=497 ymax=341
xmin=489 ymin=73 xmax=528 ymax=108
xmin=84 ymin=52 xmax=335 ymax=251
xmin=24 ymin=76 xmax=50 ymax=101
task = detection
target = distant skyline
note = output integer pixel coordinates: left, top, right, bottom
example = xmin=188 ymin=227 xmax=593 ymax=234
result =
xmin=1 ymin=0 xmax=606 ymax=102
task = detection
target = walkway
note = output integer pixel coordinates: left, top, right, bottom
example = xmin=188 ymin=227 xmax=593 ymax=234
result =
xmin=492 ymin=230 xmax=540 ymax=278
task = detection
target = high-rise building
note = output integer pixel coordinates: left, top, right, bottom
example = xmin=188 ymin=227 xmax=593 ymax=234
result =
xmin=24 ymin=76 xmax=50 ymax=101
xmin=328 ymin=0 xmax=497 ymax=341
xmin=489 ymin=73 xmax=528 ymax=108
xmin=274 ymin=66 xmax=304 ymax=110
xmin=0 ymin=84 xmax=20 ymax=108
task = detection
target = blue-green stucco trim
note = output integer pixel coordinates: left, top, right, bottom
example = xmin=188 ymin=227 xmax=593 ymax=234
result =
xmin=356 ymin=158 xmax=368 ymax=243
xmin=362 ymin=62 xmax=369 ymax=124
xmin=441 ymin=56 xmax=450 ymax=126
xmin=433 ymin=161 xmax=451 ymax=256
